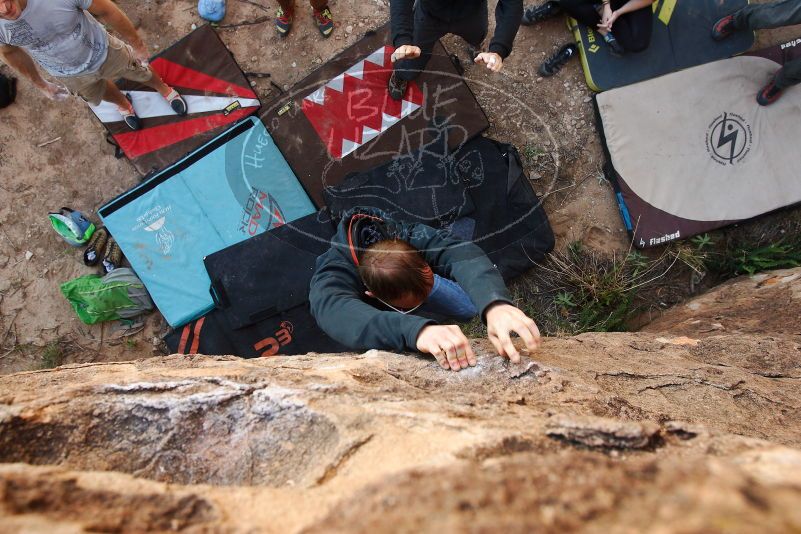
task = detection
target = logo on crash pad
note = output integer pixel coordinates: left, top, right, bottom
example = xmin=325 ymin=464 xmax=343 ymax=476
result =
xmin=588 ymin=44 xmax=600 ymax=53
xmin=705 ymin=112 xmax=752 ymax=166
xmin=133 ymin=205 xmax=175 ymax=256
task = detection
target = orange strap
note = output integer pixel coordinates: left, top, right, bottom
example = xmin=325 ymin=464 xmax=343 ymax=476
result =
xmin=189 ymin=317 xmax=205 ymax=354
xmin=177 ymin=324 xmax=191 ymax=353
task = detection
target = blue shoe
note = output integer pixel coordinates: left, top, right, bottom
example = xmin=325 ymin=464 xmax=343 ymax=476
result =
xmin=198 ymin=0 xmax=226 ymax=22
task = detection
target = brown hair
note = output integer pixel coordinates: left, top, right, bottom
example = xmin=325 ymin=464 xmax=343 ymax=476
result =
xmin=358 ymin=239 xmax=434 ymax=304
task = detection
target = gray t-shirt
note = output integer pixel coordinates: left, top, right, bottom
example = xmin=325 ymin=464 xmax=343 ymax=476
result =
xmin=0 ymin=0 xmax=108 ymax=77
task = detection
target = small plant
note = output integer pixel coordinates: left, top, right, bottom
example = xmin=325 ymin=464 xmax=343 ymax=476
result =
xmin=522 ymin=143 xmax=545 ymax=161
xmin=671 ymin=243 xmax=707 ymax=275
xmin=41 ymin=342 xmax=64 ymax=369
xmin=125 ymin=338 xmax=139 ymax=350
xmin=554 ymin=291 xmax=576 ymax=309
xmin=566 ymin=240 xmax=584 ymax=260
xmin=730 ymin=241 xmax=801 ymax=275
xmin=706 ymin=236 xmax=801 ymax=277
xmin=691 ymin=233 xmax=714 ymax=250
xmin=626 ymin=250 xmax=649 ymax=275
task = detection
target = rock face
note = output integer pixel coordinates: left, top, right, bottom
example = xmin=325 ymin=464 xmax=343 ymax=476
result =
xmin=1 ymin=331 xmax=800 ymax=532
xmin=643 ymin=267 xmax=801 ymax=337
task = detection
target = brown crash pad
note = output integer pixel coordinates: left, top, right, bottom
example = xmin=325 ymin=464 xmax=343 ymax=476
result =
xmin=261 ymin=25 xmax=489 ymax=208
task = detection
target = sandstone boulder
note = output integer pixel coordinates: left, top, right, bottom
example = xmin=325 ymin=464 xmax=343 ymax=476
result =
xmin=1 ymin=333 xmax=799 ymax=532
xmin=643 ymin=267 xmax=801 ymax=338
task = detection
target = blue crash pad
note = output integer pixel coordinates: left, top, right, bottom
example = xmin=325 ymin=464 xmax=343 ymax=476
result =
xmin=98 ymin=117 xmax=315 ymax=326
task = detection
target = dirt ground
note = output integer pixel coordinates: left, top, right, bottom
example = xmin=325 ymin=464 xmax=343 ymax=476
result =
xmin=0 ymin=0 xmax=798 ymax=374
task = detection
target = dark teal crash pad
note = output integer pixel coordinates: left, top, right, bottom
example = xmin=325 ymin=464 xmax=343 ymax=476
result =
xmin=570 ymin=0 xmax=755 ymax=91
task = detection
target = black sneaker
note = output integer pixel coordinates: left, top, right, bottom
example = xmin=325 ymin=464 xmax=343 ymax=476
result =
xmin=604 ymin=34 xmax=625 ymax=57
xmin=711 ymin=14 xmax=737 ymax=41
xmin=166 ymin=89 xmax=188 ymax=116
xmin=121 ymin=94 xmax=142 ymax=131
xmin=756 ymin=76 xmax=783 ymax=106
xmin=388 ymin=71 xmax=407 ymax=101
xmin=522 ymin=1 xmax=562 ymax=25
xmin=538 ymin=43 xmax=578 ymax=77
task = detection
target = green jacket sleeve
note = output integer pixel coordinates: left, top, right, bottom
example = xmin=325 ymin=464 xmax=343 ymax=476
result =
xmin=403 ymin=223 xmax=513 ymax=320
xmin=309 ymin=256 xmax=434 ymax=351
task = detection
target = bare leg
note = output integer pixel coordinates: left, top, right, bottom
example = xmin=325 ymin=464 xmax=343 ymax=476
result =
xmin=140 ymin=67 xmax=172 ymax=98
xmin=277 ymin=0 xmax=295 ymax=12
xmin=101 ymin=68 xmax=173 ymax=110
xmin=101 ymin=80 xmax=133 ymax=111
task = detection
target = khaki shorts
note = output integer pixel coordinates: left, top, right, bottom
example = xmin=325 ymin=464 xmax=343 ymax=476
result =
xmin=58 ymin=34 xmax=153 ymax=106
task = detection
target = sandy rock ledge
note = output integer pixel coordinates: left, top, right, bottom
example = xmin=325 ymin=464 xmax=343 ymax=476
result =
xmin=1 ymin=331 xmax=799 ymax=532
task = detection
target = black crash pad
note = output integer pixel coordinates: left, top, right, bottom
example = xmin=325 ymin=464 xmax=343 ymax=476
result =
xmin=570 ymin=0 xmax=755 ymax=91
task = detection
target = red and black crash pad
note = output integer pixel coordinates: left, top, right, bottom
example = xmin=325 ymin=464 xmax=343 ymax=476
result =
xmin=165 ymin=211 xmax=348 ymax=357
xmin=164 ymin=303 xmax=348 ymax=358
xmin=598 ymin=38 xmax=801 ymax=248
xmin=261 ymin=25 xmax=489 ymax=208
xmin=89 ymin=25 xmax=260 ymax=175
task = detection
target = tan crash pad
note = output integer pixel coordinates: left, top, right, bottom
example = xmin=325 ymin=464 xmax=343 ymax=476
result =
xmin=597 ymin=39 xmax=801 ymax=248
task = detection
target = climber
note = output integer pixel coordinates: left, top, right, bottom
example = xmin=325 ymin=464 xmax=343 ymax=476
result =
xmin=309 ymin=208 xmax=542 ymax=372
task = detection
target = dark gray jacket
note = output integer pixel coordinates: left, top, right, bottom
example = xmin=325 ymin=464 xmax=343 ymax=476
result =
xmin=309 ymin=208 xmax=512 ymax=351
xmin=390 ymin=0 xmax=523 ymax=58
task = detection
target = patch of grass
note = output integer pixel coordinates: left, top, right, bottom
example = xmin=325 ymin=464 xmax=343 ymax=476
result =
xmin=461 ymin=316 xmax=485 ymax=339
xmin=461 ymin=209 xmax=801 ymax=339
xmin=510 ymin=240 xmax=689 ymax=336
xmin=40 ymin=342 xmax=64 ymax=369
xmin=709 ymin=238 xmax=801 ymax=277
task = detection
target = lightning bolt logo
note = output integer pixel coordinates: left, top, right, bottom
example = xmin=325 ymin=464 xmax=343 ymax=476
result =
xmin=716 ymin=113 xmax=740 ymax=164
xmin=706 ymin=111 xmax=751 ymax=166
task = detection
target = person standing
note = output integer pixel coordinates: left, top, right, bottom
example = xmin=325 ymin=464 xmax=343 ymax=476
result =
xmin=387 ymin=0 xmax=523 ymax=100
xmin=0 ymin=0 xmax=187 ymax=131
xmin=712 ymin=0 xmax=801 ymax=106
xmin=274 ymin=0 xmax=334 ymax=38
